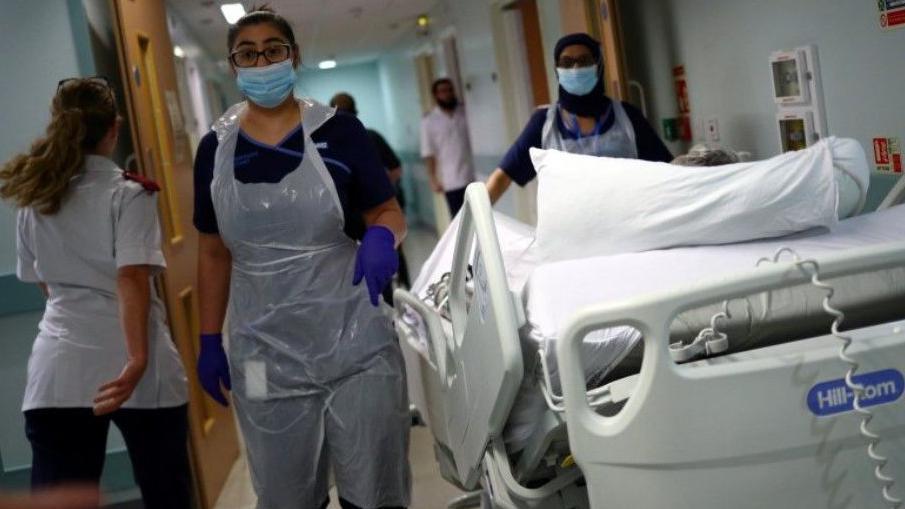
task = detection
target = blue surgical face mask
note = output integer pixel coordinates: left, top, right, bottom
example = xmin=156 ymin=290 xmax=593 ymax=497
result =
xmin=557 ymin=65 xmax=599 ymax=96
xmin=236 ymin=59 xmax=298 ymax=109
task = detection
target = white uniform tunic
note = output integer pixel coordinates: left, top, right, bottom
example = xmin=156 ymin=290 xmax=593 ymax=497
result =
xmin=419 ymin=105 xmax=477 ymax=191
xmin=16 ymin=155 xmax=187 ymax=411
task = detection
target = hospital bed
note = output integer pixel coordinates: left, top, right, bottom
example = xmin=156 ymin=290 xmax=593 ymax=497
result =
xmin=395 ymin=185 xmax=905 ymax=508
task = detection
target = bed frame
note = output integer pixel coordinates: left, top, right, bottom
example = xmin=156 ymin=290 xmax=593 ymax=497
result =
xmin=396 ymin=183 xmax=905 ymax=508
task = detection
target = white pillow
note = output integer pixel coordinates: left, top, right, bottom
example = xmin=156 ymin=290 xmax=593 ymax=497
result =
xmin=829 ymin=137 xmax=870 ymax=217
xmin=531 ymin=137 xmax=867 ymax=262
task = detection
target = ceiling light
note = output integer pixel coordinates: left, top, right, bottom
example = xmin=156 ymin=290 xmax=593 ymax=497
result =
xmin=173 ymin=45 xmax=186 ymax=58
xmin=220 ymin=3 xmax=246 ymax=24
xmin=318 ymin=60 xmax=337 ymax=70
xmin=417 ymin=14 xmax=430 ymax=28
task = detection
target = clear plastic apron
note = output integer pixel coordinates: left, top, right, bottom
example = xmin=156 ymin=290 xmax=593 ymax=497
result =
xmin=210 ymin=98 xmax=398 ymax=400
xmin=209 ymin=99 xmax=410 ymax=508
xmin=541 ymin=101 xmax=639 ymax=158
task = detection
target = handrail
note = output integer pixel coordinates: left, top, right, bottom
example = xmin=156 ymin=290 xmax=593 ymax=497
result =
xmin=394 ymin=288 xmax=448 ymax=386
xmin=556 ymin=241 xmax=905 ymax=438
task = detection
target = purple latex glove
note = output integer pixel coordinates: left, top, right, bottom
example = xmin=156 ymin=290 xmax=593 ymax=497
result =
xmin=353 ymin=225 xmax=399 ymax=306
xmin=197 ymin=333 xmax=231 ymax=406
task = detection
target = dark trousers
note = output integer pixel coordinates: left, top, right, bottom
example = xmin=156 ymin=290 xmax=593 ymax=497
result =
xmin=25 ymin=405 xmax=192 ymax=509
xmin=381 ymin=248 xmax=411 ymax=307
xmin=444 ymin=187 xmax=467 ymax=217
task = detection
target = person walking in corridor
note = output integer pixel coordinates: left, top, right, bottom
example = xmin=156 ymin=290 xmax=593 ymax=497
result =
xmin=193 ymin=6 xmax=411 ymax=509
xmin=330 ymin=91 xmax=411 ymax=292
xmin=485 ymin=33 xmax=672 ymax=203
xmin=420 ymin=78 xmax=476 ymax=216
xmin=0 ymin=77 xmax=190 ymax=509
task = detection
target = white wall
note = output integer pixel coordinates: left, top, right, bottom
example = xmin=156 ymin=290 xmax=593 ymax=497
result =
xmin=297 ymin=62 xmax=390 ymax=138
xmin=0 ymin=2 xmax=84 ymax=275
xmin=621 ymin=0 xmax=905 ymax=164
xmin=442 ymin=0 xmax=510 ymax=159
xmin=377 ymin=52 xmax=423 ymax=154
xmin=0 ymin=0 xmax=89 ymax=473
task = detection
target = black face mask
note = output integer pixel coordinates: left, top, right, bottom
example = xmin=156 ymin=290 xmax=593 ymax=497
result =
xmin=438 ymin=97 xmax=459 ymax=111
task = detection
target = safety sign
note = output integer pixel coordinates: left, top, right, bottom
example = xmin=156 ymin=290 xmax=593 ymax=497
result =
xmin=879 ymin=0 xmax=905 ymax=30
xmin=874 ymin=137 xmax=903 ymax=173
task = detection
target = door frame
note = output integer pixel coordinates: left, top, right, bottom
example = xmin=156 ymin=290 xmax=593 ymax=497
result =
xmin=559 ymin=0 xmax=629 ymax=100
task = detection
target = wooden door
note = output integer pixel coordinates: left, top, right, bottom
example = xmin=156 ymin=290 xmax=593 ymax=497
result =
xmin=559 ymin=0 xmax=629 ymax=100
xmin=517 ymin=0 xmax=550 ymax=106
xmin=109 ymin=2 xmax=239 ymax=508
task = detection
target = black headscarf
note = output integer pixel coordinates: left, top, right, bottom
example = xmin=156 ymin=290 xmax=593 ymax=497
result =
xmin=554 ymin=33 xmax=609 ymax=118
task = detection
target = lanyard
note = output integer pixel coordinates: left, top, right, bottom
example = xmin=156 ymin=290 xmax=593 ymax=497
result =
xmin=563 ymin=103 xmax=613 ymax=140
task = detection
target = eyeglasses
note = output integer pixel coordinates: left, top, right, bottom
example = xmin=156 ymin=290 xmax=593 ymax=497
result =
xmin=229 ymin=43 xmax=292 ymax=68
xmin=57 ymin=75 xmax=111 ymax=91
xmin=556 ymin=55 xmax=597 ymax=69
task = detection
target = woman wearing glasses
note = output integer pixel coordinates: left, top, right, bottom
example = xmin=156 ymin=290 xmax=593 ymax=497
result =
xmin=485 ymin=32 xmax=673 ymax=203
xmin=0 ymin=78 xmax=190 ymax=508
xmin=192 ymin=6 xmax=410 ymax=509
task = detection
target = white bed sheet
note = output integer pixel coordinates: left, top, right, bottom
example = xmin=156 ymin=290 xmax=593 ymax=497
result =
xmin=412 ymin=211 xmax=539 ymax=299
xmin=524 ymin=204 xmax=905 ymax=342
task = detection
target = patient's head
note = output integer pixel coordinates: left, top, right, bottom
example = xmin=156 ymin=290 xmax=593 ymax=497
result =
xmin=672 ymin=144 xmax=740 ymax=166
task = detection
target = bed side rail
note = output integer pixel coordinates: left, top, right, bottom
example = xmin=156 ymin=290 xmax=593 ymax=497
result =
xmin=556 ymin=241 xmax=905 ymax=508
xmin=395 ymin=288 xmax=448 ymax=382
xmin=443 ymin=183 xmax=525 ymax=489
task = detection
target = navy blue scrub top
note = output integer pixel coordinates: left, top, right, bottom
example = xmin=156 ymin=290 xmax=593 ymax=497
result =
xmin=498 ymin=99 xmax=673 ymax=186
xmin=193 ymin=111 xmax=395 ymax=241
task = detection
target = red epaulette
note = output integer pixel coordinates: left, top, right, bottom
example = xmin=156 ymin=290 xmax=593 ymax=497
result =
xmin=123 ymin=172 xmax=161 ymax=193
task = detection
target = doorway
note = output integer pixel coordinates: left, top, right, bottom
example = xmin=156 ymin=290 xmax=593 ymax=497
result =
xmin=491 ymin=0 xmax=554 ymax=224
xmin=110 ymin=2 xmax=239 ymax=507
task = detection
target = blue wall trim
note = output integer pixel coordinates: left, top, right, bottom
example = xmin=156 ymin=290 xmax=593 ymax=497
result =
xmin=0 ymin=274 xmax=44 ymax=317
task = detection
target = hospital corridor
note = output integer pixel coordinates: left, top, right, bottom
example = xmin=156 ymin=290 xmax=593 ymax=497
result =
xmin=1 ymin=0 xmax=905 ymax=508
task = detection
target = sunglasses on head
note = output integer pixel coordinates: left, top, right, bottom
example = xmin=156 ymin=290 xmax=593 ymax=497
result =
xmin=57 ymin=75 xmax=111 ymax=91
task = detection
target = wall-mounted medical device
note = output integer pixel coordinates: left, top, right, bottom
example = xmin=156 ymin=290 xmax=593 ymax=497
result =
xmin=776 ymin=109 xmax=813 ymax=153
xmin=769 ymin=45 xmax=827 ymax=153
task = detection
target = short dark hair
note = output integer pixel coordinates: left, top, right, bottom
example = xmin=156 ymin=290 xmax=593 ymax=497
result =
xmin=432 ymin=78 xmax=454 ymax=96
xmin=227 ymin=4 xmax=297 ymax=51
xmin=329 ymin=92 xmax=357 ymax=116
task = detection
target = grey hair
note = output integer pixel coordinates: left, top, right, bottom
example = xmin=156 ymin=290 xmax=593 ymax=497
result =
xmin=672 ymin=143 xmax=740 ymax=166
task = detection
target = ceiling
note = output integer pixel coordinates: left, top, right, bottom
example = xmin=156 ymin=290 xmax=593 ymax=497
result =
xmin=167 ymin=0 xmax=443 ymax=68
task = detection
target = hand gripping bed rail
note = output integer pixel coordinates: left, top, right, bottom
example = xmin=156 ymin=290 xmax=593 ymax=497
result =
xmin=757 ymin=247 xmax=902 ymax=508
xmin=555 ymin=241 xmax=905 ymax=509
xmin=444 ymin=183 xmax=525 ymax=488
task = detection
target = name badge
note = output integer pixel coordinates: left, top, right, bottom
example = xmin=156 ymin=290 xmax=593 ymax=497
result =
xmin=245 ymin=360 xmax=268 ymax=400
